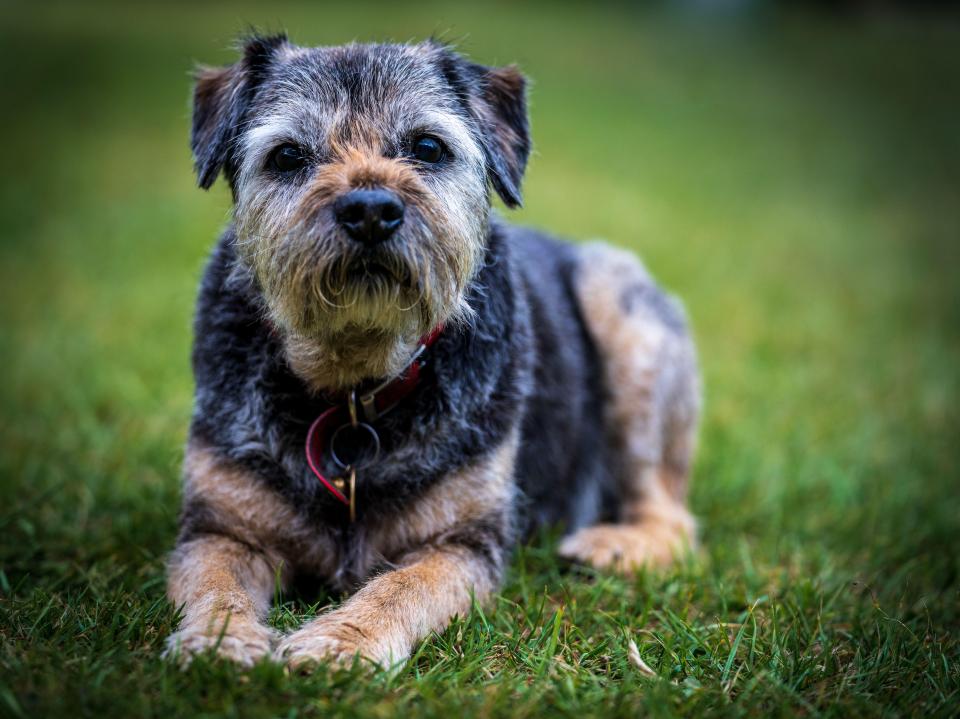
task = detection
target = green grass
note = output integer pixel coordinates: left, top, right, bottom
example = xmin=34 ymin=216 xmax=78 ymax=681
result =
xmin=1 ymin=1 xmax=958 ymax=716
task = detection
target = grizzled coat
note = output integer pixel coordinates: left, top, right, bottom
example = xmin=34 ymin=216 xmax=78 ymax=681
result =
xmin=165 ymin=36 xmax=699 ymax=669
xmin=186 ymin=218 xmax=618 ymax=591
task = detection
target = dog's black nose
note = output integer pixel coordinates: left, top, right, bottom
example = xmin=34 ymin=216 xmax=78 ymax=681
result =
xmin=334 ymin=189 xmax=405 ymax=246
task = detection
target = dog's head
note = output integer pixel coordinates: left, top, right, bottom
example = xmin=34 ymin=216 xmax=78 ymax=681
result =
xmin=192 ymin=36 xmax=529 ymax=355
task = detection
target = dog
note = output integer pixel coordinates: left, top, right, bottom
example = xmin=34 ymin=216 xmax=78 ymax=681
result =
xmin=165 ymin=35 xmax=700 ymax=670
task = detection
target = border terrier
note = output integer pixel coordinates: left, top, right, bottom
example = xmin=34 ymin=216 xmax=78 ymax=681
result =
xmin=165 ymin=35 xmax=700 ymax=669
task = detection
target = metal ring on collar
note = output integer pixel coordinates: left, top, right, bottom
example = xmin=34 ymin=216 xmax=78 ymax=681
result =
xmin=329 ymin=422 xmax=381 ymax=471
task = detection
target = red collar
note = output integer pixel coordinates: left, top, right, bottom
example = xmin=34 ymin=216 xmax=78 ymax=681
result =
xmin=305 ymin=325 xmax=443 ymax=511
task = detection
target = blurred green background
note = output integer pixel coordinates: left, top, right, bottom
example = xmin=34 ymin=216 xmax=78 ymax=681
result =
xmin=1 ymin=1 xmax=958 ymax=716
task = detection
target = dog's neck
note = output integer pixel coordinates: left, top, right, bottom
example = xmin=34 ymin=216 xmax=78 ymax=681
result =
xmin=281 ymin=327 xmax=419 ymax=393
xmin=229 ymin=255 xmax=424 ymax=392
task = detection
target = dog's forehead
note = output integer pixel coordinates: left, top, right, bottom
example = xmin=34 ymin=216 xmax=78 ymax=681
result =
xmin=260 ymin=43 xmax=459 ymax=123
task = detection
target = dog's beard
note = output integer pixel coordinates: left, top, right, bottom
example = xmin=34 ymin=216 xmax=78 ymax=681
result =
xmin=237 ymin=220 xmax=477 ymax=345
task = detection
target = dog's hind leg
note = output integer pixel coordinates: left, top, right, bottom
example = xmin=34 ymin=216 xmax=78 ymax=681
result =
xmin=559 ymin=243 xmax=700 ymax=573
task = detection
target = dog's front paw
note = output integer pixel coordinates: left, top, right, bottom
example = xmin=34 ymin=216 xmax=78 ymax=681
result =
xmin=558 ymin=521 xmax=693 ymax=574
xmin=274 ymin=614 xmax=395 ymax=672
xmin=164 ymin=619 xmax=276 ymax=668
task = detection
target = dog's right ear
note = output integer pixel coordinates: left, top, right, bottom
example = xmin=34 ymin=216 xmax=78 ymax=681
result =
xmin=191 ymin=34 xmax=288 ymax=190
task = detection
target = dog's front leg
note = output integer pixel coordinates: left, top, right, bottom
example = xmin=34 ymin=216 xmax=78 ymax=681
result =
xmin=275 ymin=542 xmax=498 ymax=670
xmin=164 ymin=442 xmax=300 ymax=666
xmin=164 ymin=533 xmax=278 ymax=666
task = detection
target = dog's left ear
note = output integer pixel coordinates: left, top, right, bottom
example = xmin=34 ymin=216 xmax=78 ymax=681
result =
xmin=435 ymin=46 xmax=531 ymax=208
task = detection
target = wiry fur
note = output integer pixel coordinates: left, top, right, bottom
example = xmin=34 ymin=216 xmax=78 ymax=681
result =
xmin=236 ymin=139 xmax=483 ymax=387
xmin=166 ymin=36 xmax=700 ymax=670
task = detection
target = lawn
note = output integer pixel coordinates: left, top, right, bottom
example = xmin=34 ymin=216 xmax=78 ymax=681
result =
xmin=1 ymin=1 xmax=958 ymax=717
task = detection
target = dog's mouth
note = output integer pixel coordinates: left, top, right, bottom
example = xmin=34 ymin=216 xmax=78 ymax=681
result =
xmin=352 ymin=259 xmax=401 ymax=282
xmin=334 ymin=252 xmax=415 ymax=291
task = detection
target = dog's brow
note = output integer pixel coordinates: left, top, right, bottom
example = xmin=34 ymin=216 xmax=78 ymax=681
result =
xmin=243 ymin=116 xmax=302 ymax=158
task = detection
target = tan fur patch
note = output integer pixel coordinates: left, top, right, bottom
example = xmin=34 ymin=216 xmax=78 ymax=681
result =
xmin=370 ymin=429 xmax=518 ymax=558
xmin=183 ymin=442 xmax=336 ymax=575
xmin=291 ymin=145 xmax=432 ymax=227
xmin=570 ymin=243 xmax=701 ymax=574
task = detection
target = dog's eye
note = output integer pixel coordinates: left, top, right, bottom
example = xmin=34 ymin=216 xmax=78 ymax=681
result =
xmin=269 ymin=144 xmax=307 ymax=173
xmin=410 ymin=136 xmax=445 ymax=164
